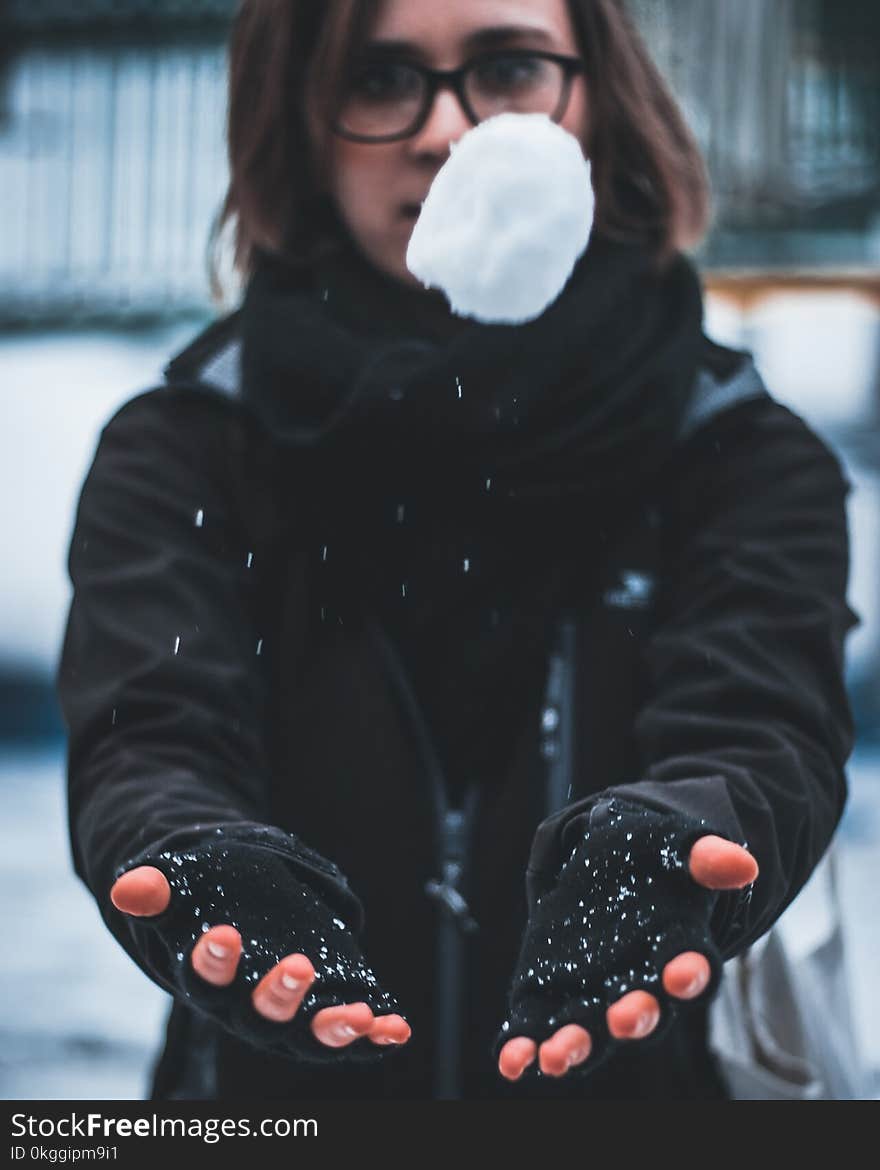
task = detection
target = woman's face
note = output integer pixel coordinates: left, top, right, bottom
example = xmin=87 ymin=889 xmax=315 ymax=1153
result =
xmin=308 ymin=0 xmax=590 ymax=288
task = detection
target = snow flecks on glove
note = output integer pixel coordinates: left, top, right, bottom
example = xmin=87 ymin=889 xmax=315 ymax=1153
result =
xmin=157 ymin=846 xmax=379 ymax=999
xmin=493 ymin=797 xmax=726 ymax=1079
xmin=115 ymin=829 xmax=403 ymax=1065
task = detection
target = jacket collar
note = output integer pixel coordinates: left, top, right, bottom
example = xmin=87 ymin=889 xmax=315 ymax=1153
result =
xmin=164 ymin=311 xmax=770 ymax=446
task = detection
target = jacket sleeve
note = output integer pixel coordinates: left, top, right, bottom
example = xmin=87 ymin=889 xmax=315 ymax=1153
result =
xmin=56 ymin=386 xmax=359 ymax=993
xmin=530 ymin=398 xmax=861 ymax=961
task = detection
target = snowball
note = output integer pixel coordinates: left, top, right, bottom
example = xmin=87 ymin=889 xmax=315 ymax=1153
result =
xmin=406 ymin=112 xmax=594 ymax=325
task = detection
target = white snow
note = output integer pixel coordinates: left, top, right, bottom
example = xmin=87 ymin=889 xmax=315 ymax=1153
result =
xmin=0 ymin=321 xmax=202 ymax=674
xmin=405 ymin=112 xmax=594 ymax=324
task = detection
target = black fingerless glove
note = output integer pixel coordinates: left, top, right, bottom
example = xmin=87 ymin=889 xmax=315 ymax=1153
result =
xmin=114 ymin=824 xmax=404 ymax=1066
xmin=492 ymin=796 xmax=727 ymax=1079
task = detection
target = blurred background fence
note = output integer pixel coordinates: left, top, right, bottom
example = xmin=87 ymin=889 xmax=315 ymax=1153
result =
xmin=1 ymin=0 xmax=879 ymax=321
xmin=1 ymin=0 xmax=878 ymax=1099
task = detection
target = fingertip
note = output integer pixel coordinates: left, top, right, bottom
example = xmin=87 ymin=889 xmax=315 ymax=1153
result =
xmin=192 ymin=925 xmax=242 ymax=986
xmin=538 ymin=1045 xmax=568 ymax=1078
xmin=347 ymin=1002 xmax=376 ymax=1033
xmin=607 ymin=990 xmax=660 ymax=1040
xmin=279 ymin=953 xmax=316 ymax=986
xmin=538 ymin=1024 xmax=592 ymax=1077
xmin=689 ymin=836 xmax=759 ymax=890
xmin=311 ymin=1002 xmax=377 ymax=1048
xmin=741 ymin=851 xmax=760 ymax=884
xmin=662 ymin=951 xmax=711 ymax=999
xmin=498 ymin=1037 xmax=536 ymax=1081
xmin=203 ymin=923 xmax=242 ymax=954
xmin=110 ymin=866 xmax=171 ymax=916
xmin=499 ymin=1060 xmax=524 ymax=1082
xmin=369 ymin=1014 xmax=411 ymax=1046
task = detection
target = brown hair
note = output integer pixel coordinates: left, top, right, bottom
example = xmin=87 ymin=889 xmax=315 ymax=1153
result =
xmin=207 ymin=0 xmax=712 ymax=305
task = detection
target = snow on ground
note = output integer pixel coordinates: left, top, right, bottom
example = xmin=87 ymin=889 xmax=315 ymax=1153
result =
xmin=0 ymin=320 xmax=208 ymax=675
xmin=0 ymin=744 xmax=169 ymax=1100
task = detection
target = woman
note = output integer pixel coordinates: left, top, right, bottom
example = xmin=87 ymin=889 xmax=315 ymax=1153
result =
xmin=57 ymin=0 xmax=859 ymax=1100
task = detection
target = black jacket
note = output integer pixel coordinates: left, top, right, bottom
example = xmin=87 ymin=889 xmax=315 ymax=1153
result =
xmin=57 ymin=310 xmax=860 ymax=1100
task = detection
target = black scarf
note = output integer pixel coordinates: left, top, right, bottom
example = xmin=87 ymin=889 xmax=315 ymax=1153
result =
xmin=239 ymin=230 xmax=709 ymax=797
xmin=241 ymin=230 xmax=706 ymax=500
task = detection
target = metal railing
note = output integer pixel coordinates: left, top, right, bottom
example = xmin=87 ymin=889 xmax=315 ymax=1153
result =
xmin=630 ymin=0 xmax=880 ymax=225
xmin=0 ymin=40 xmax=229 ymax=325
xmin=2 ymin=1 xmax=236 ymax=32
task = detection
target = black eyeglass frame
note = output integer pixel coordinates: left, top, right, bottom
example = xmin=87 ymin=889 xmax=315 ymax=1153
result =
xmin=331 ymin=49 xmax=585 ymax=144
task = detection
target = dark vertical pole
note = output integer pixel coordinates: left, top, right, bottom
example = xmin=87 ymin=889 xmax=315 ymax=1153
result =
xmin=541 ymin=615 xmax=578 ymax=818
xmin=427 ymin=799 xmax=479 ymax=1099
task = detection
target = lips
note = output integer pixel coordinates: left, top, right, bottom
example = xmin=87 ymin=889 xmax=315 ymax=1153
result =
xmin=401 ymin=203 xmax=422 ymax=219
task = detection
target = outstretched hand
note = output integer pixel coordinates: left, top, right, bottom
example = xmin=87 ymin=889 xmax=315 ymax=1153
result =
xmin=497 ymin=833 xmax=757 ymax=1080
xmin=110 ymin=866 xmax=411 ymax=1050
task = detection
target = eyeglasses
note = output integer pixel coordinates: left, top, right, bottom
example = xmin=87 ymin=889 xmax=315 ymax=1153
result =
xmin=332 ymin=50 xmax=584 ymax=143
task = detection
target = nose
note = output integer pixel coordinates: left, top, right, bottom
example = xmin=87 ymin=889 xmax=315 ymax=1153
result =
xmin=407 ymin=86 xmax=473 ymax=157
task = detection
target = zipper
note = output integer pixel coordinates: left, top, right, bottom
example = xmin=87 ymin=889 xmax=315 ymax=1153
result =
xmin=425 ymin=805 xmax=480 ymax=934
xmin=540 ymin=614 xmax=579 ymax=818
xmin=363 ymin=614 xmax=479 ymax=1099
xmin=365 ymin=607 xmax=580 ymax=1097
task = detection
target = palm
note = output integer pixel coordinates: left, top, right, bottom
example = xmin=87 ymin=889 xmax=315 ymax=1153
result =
xmin=497 ymin=834 xmax=758 ymax=1080
xmin=110 ymin=867 xmax=411 ymax=1049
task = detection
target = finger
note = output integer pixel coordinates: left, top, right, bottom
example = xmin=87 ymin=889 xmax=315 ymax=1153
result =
xmin=251 ymin=954 xmax=316 ymax=1022
xmin=689 ymin=835 xmax=759 ymax=889
xmin=367 ymin=1014 xmax=412 ymax=1046
xmin=498 ymin=1036 xmax=538 ymax=1081
xmin=310 ymin=1002 xmax=375 ymax=1048
xmin=190 ymin=925 xmax=243 ymax=987
xmin=110 ymin=866 xmax=171 ymax=917
xmin=606 ymin=990 xmax=660 ymax=1040
xmin=662 ymin=951 xmax=711 ymax=1000
xmin=538 ymin=1024 xmax=592 ymax=1077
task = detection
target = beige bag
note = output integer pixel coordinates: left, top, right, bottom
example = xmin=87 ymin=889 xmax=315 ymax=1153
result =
xmin=708 ymin=843 xmax=872 ymax=1099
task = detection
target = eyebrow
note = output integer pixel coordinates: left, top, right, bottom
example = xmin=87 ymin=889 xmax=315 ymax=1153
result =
xmin=362 ymin=24 xmax=558 ymax=58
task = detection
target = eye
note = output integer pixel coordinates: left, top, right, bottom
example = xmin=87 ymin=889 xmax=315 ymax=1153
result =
xmin=348 ymin=61 xmax=422 ymax=103
xmin=471 ymin=54 xmax=546 ymax=94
